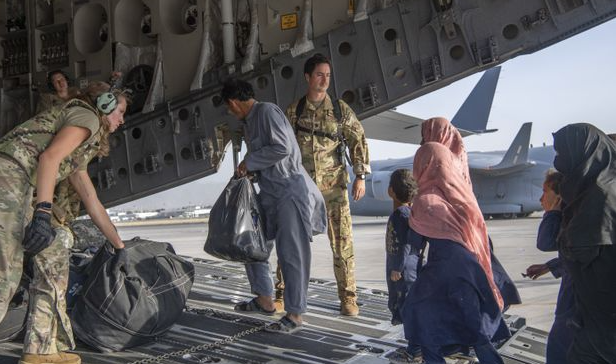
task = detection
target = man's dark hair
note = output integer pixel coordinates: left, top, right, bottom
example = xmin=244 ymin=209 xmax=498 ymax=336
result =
xmin=47 ymin=69 xmax=70 ymax=90
xmin=544 ymin=169 xmax=564 ymax=195
xmin=304 ymin=53 xmax=331 ymax=75
xmin=220 ymin=78 xmax=255 ymax=102
xmin=608 ymin=133 xmax=616 ymax=142
xmin=389 ymin=168 xmax=417 ymax=203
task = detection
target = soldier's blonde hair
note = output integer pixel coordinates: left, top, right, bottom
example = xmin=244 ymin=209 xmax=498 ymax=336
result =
xmin=76 ymin=81 xmax=128 ymax=157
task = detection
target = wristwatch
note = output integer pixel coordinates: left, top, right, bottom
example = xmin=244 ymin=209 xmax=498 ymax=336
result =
xmin=35 ymin=201 xmax=53 ymax=213
xmin=36 ymin=201 xmax=53 ymax=210
xmin=356 ymin=174 xmax=366 ymax=180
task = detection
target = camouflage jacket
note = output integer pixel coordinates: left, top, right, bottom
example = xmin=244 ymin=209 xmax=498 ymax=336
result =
xmin=0 ymin=98 xmax=102 ymax=186
xmin=286 ymin=95 xmax=370 ymax=190
xmin=49 ymin=148 xmax=99 ymax=226
xmin=36 ymin=92 xmax=65 ymax=114
xmin=36 ymin=86 xmax=80 ymax=114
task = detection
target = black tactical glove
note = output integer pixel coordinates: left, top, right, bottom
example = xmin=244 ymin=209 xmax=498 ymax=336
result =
xmin=113 ymin=247 xmax=129 ymax=274
xmin=22 ymin=210 xmax=56 ymax=256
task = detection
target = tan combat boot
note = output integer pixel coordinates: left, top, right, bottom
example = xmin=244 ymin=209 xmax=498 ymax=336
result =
xmin=274 ymin=265 xmax=285 ymax=312
xmin=19 ymin=352 xmax=81 ymax=364
xmin=340 ymin=298 xmax=359 ymax=316
xmin=273 ymin=297 xmax=285 ymax=313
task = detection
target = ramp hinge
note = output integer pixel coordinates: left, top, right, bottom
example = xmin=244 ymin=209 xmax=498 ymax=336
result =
xmin=418 ymin=56 xmax=442 ymax=85
xmin=438 ymin=9 xmax=458 ymax=39
xmin=168 ymin=102 xmax=180 ymax=135
xmin=358 ymin=83 xmax=379 ymax=110
xmin=471 ymin=36 xmax=498 ymax=66
xmin=143 ymin=155 xmax=162 ymax=174
xmin=520 ymin=8 xmax=550 ymax=30
xmin=98 ymin=169 xmax=116 ymax=190
xmin=191 ymin=107 xmax=201 ymax=130
xmin=555 ymin=0 xmax=586 ymax=14
xmin=193 ymin=138 xmax=213 ymax=162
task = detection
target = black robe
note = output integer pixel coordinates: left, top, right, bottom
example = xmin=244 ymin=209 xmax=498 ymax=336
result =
xmin=553 ymin=123 xmax=616 ymax=364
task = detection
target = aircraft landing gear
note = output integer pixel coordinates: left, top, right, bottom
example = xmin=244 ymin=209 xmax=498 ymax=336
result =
xmin=500 ymin=213 xmax=517 ymax=219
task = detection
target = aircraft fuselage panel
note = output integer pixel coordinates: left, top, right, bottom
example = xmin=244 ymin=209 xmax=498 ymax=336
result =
xmin=1 ymin=1 xmax=614 ymax=206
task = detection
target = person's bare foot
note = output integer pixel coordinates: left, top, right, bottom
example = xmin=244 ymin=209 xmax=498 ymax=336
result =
xmin=255 ymin=295 xmax=275 ymax=312
xmin=286 ymin=313 xmax=302 ymax=326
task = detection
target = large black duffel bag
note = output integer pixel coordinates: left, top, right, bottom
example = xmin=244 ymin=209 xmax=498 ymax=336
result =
xmin=0 ymin=283 xmax=28 ymax=343
xmin=71 ymin=238 xmax=194 ymax=352
xmin=204 ymin=177 xmax=273 ymax=262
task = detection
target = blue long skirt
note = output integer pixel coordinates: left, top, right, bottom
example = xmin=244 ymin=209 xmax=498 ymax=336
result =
xmin=402 ymin=239 xmax=510 ymax=348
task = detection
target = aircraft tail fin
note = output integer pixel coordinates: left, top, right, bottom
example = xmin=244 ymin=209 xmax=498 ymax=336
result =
xmin=471 ymin=122 xmax=534 ymax=177
xmin=451 ymin=66 xmax=501 ymax=134
xmin=494 ymin=122 xmax=532 ymax=168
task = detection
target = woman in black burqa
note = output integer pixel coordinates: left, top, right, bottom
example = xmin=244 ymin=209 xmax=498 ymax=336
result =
xmin=552 ymin=123 xmax=616 ymax=364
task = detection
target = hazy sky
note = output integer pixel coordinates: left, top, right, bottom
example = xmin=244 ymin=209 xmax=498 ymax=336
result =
xmin=118 ymin=19 xmax=616 ymax=210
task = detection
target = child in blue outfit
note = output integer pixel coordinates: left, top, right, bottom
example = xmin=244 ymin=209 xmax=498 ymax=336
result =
xmin=525 ymin=170 xmax=575 ymax=364
xmin=385 ymin=169 xmax=422 ymax=363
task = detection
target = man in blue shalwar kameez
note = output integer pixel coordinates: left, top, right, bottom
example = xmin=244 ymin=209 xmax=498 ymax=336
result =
xmin=220 ymin=78 xmax=327 ymax=333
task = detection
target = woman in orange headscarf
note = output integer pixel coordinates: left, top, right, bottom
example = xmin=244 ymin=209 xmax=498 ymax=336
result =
xmin=402 ymin=142 xmax=509 ymax=364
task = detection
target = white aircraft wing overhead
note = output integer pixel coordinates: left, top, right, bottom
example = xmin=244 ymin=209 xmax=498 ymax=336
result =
xmin=361 ymin=67 xmax=502 ymax=144
xmin=362 ymin=110 xmax=487 ymax=144
xmin=361 ymin=110 xmax=424 ymax=144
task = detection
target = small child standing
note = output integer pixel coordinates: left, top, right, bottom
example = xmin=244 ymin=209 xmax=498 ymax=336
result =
xmin=525 ymin=169 xmax=574 ymax=364
xmin=386 ymin=169 xmax=422 ymax=363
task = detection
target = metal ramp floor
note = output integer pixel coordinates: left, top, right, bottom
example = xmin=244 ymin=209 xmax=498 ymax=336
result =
xmin=0 ymin=258 xmax=547 ymax=364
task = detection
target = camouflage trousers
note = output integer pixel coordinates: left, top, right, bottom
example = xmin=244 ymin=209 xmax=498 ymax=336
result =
xmin=0 ymin=157 xmax=33 ymax=323
xmin=276 ymin=185 xmax=356 ymax=301
xmin=23 ymin=224 xmax=75 ymax=354
xmin=0 ymin=156 xmax=74 ymax=354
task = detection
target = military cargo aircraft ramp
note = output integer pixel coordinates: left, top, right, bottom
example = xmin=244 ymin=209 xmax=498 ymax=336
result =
xmin=0 ymin=258 xmax=547 ymax=364
xmin=3 ymin=1 xmax=616 ymax=210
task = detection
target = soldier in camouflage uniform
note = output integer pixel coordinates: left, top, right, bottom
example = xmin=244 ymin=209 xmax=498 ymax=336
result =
xmin=21 ymin=79 xmax=106 ymax=358
xmin=277 ymin=53 xmax=371 ymax=316
xmin=0 ymin=82 xmax=127 ymax=364
xmin=22 ymin=150 xmax=99 ymax=357
xmin=36 ymin=70 xmax=79 ymax=114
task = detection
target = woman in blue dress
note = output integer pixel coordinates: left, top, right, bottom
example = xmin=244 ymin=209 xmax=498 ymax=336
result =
xmin=403 ymin=142 xmax=509 ymax=364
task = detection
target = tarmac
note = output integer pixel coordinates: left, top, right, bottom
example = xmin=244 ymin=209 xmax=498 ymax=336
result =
xmin=117 ymin=213 xmax=560 ymax=332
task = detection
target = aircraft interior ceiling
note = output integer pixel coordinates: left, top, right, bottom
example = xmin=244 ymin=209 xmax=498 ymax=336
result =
xmin=1 ymin=0 xmax=615 ymax=207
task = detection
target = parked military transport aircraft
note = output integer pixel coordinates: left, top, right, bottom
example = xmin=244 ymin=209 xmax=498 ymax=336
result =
xmin=352 ymin=123 xmax=556 ymax=218
xmin=350 ymin=67 xmax=555 ymax=218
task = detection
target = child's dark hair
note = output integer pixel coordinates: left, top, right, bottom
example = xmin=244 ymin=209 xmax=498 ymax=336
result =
xmin=544 ymin=169 xmax=564 ymax=195
xmin=220 ymin=78 xmax=255 ymax=102
xmin=389 ymin=168 xmax=417 ymax=203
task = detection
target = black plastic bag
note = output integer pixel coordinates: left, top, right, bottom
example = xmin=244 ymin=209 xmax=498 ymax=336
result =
xmin=204 ymin=177 xmax=272 ymax=262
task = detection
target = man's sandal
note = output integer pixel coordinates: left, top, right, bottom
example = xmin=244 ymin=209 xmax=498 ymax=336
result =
xmin=264 ymin=316 xmax=302 ymax=334
xmin=234 ymin=298 xmax=276 ymax=316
